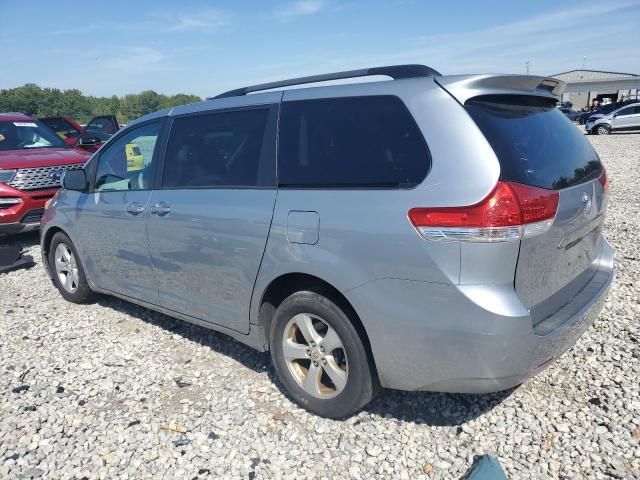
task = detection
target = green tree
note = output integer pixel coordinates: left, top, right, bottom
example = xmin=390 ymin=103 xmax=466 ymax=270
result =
xmin=0 ymin=84 xmax=202 ymax=124
xmin=136 ymin=90 xmax=162 ymax=117
xmin=0 ymin=84 xmax=45 ymax=116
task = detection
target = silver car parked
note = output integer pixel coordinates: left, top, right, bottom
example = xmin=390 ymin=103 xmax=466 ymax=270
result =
xmin=586 ymin=102 xmax=640 ymax=135
xmin=41 ymin=65 xmax=614 ymax=418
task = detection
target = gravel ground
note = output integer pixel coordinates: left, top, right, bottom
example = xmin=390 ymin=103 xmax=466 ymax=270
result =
xmin=1 ymin=132 xmax=639 ymax=480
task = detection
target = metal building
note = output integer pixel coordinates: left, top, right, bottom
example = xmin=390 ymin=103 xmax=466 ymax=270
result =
xmin=550 ymin=69 xmax=640 ymax=109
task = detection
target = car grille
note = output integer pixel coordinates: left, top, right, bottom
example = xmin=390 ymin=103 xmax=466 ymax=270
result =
xmin=8 ymin=163 xmax=83 ymax=191
xmin=21 ymin=208 xmax=45 ymax=224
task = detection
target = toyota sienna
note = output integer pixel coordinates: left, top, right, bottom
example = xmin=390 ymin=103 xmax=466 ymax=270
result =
xmin=40 ymin=65 xmax=614 ymax=418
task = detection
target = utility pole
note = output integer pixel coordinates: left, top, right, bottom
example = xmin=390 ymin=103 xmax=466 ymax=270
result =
xmin=526 ymin=61 xmax=530 ymax=75
xmin=582 ymin=56 xmax=587 ymax=69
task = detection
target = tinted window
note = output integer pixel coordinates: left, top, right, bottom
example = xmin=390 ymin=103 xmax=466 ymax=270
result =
xmin=86 ymin=116 xmax=118 ymax=141
xmin=600 ymin=102 xmax=630 ymax=114
xmin=163 ymin=109 xmax=270 ymax=188
xmin=465 ymin=95 xmax=601 ymax=190
xmin=278 ymin=96 xmax=429 ymax=188
xmin=41 ymin=118 xmax=81 ymax=139
xmin=616 ymin=106 xmax=639 ymax=116
xmin=94 ymin=122 xmax=161 ymax=191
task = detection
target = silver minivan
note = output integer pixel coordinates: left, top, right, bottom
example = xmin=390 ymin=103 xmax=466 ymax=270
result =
xmin=41 ymin=65 xmax=614 ymax=418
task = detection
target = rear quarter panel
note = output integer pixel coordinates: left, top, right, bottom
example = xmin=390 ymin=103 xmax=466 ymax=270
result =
xmin=250 ymin=78 xmax=502 ymax=325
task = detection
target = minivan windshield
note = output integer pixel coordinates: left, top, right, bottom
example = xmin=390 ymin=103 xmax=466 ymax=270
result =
xmin=0 ymin=120 xmax=67 ymax=151
xmin=465 ymin=95 xmax=601 ymax=190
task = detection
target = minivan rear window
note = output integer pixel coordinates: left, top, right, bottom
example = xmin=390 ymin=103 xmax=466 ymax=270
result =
xmin=278 ymin=96 xmax=430 ymax=188
xmin=465 ymin=95 xmax=601 ymax=190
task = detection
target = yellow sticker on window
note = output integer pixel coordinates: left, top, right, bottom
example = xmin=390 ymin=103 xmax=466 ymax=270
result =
xmin=125 ymin=143 xmax=144 ymax=171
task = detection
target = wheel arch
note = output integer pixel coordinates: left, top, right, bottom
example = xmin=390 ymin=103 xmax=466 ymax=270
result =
xmin=257 ymin=272 xmax=379 ymax=376
xmin=41 ymin=226 xmax=67 ymax=273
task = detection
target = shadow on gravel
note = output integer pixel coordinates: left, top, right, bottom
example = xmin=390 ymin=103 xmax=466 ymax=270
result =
xmin=97 ymin=296 xmax=271 ymax=374
xmin=363 ymin=387 xmax=515 ymax=426
xmin=99 ymin=295 xmax=515 ymax=426
xmin=0 ymin=232 xmax=40 ymax=273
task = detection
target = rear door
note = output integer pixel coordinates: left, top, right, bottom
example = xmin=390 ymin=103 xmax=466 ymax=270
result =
xmin=146 ymin=105 xmax=278 ymax=333
xmin=463 ymin=95 xmax=607 ymax=310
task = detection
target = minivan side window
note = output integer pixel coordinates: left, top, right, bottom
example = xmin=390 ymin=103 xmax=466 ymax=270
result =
xmin=162 ymin=108 xmax=271 ymax=188
xmin=278 ymin=96 xmax=430 ymax=188
xmin=93 ymin=122 xmax=161 ymax=192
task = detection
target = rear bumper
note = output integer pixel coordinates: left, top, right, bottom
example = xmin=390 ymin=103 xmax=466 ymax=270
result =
xmin=346 ymin=239 xmax=614 ymax=392
xmin=0 ymin=184 xmax=57 ymax=236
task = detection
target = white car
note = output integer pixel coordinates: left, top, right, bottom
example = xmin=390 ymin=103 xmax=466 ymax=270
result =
xmin=586 ymin=102 xmax=640 ymax=135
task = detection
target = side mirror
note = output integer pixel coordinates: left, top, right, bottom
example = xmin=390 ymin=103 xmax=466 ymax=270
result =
xmin=77 ymin=134 xmax=101 ymax=146
xmin=62 ymin=169 xmax=88 ymax=191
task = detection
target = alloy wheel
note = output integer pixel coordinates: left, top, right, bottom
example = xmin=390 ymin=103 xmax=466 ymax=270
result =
xmin=282 ymin=313 xmax=348 ymax=399
xmin=54 ymin=243 xmax=79 ymax=293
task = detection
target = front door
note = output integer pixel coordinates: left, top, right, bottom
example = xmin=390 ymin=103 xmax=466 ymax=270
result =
xmin=78 ymin=121 xmax=163 ymax=303
xmin=611 ymin=105 xmax=640 ymax=129
xmin=147 ymin=106 xmax=278 ymax=333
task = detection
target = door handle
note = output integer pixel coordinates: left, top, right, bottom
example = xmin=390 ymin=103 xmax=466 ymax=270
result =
xmin=150 ymin=202 xmax=171 ymax=216
xmin=125 ymin=202 xmax=145 ymax=215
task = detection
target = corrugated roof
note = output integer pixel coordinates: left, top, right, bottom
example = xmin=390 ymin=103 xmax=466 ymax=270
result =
xmin=550 ymin=69 xmax=639 ymax=78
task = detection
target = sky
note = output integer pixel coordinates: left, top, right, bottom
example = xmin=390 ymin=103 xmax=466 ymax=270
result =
xmin=1 ymin=0 xmax=639 ymax=98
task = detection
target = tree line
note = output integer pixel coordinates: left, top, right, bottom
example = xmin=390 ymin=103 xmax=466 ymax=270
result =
xmin=0 ymin=84 xmax=202 ymax=124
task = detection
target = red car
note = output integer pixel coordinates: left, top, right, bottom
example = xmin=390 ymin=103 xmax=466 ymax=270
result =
xmin=0 ymin=113 xmax=92 ymax=236
xmin=40 ymin=114 xmax=120 ymax=150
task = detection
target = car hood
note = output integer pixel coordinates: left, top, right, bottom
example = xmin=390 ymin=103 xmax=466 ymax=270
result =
xmin=586 ymin=114 xmax=606 ymax=121
xmin=0 ymin=147 xmax=90 ymax=169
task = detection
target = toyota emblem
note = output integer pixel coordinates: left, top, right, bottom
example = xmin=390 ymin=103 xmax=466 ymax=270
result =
xmin=581 ymin=192 xmax=592 ymax=213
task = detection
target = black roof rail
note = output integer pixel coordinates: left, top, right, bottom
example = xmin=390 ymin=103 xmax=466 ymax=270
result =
xmin=213 ymin=64 xmax=441 ymax=99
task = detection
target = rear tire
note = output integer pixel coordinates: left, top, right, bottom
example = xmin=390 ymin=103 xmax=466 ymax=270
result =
xmin=269 ymin=290 xmax=377 ymax=418
xmin=49 ymin=232 xmax=98 ymax=304
xmin=595 ymin=125 xmax=610 ymax=135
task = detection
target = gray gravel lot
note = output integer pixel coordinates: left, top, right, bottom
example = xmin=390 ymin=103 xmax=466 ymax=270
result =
xmin=1 ymin=133 xmax=639 ymax=479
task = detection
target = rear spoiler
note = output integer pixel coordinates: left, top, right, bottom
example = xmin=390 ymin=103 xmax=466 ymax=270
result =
xmin=435 ymin=74 xmax=565 ymax=104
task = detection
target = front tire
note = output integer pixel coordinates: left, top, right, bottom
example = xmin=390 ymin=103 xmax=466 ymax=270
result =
xmin=270 ymin=290 xmax=377 ymax=418
xmin=49 ymin=232 xmax=97 ymax=303
xmin=595 ymin=125 xmax=610 ymax=135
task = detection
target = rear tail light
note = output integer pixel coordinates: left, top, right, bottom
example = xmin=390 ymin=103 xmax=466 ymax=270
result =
xmin=408 ymin=181 xmax=559 ymax=242
xmin=598 ymin=168 xmax=609 ymax=193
